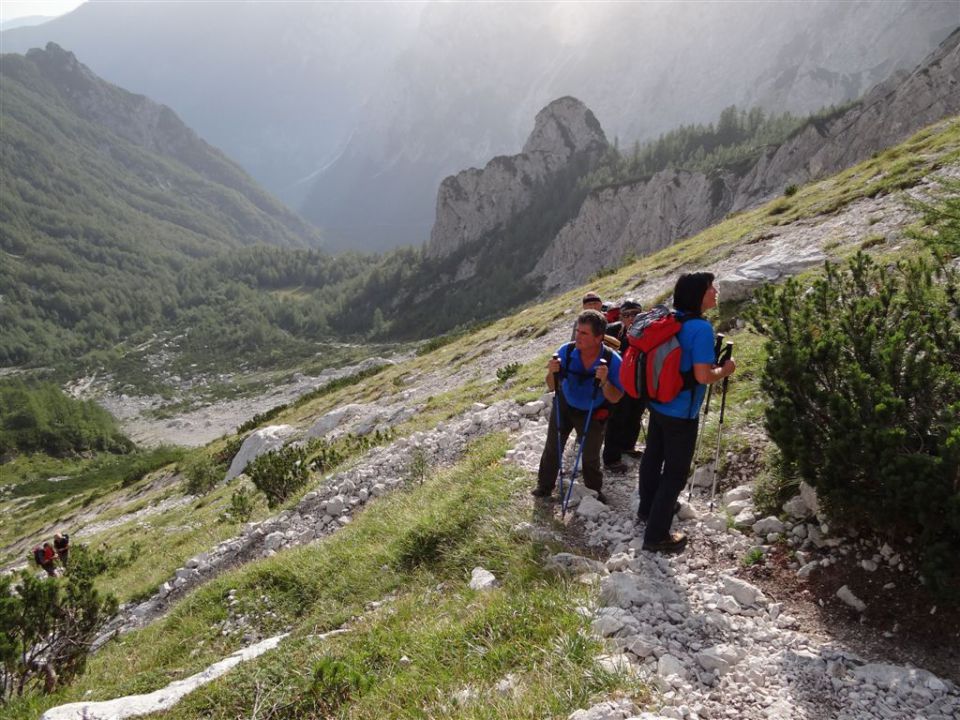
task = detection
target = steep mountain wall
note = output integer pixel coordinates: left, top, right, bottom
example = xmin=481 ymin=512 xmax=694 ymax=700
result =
xmin=531 ymin=28 xmax=960 ymax=292
xmin=5 ymin=2 xmax=952 ymax=251
xmin=426 ymin=97 xmax=607 ymax=259
xmin=301 ymin=1 xmax=957 ymax=249
xmin=733 ymin=27 xmax=960 ymax=211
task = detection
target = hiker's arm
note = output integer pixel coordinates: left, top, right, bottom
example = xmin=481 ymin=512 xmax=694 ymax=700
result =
xmin=595 ymin=362 xmax=624 ymax=403
xmin=693 ymin=359 xmax=736 ymax=385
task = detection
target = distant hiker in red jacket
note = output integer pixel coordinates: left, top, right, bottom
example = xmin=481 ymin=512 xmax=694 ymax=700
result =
xmin=33 ymin=542 xmax=57 ymax=577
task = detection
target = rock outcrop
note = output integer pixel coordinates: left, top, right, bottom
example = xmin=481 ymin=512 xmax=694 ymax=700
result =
xmin=533 ymin=169 xmax=736 ymax=291
xmin=732 ymin=27 xmax=960 ymax=212
xmin=531 ymin=28 xmax=960 ymax=292
xmin=426 ymin=96 xmax=607 ymax=259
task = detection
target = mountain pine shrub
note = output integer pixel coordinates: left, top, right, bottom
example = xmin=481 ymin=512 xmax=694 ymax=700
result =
xmin=1 ymin=546 xmax=118 ymax=700
xmin=748 ymin=252 xmax=960 ymax=592
xmin=247 ymin=445 xmax=309 ymax=509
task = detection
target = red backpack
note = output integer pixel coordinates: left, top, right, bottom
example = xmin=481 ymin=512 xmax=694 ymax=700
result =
xmin=619 ymin=305 xmax=696 ymax=402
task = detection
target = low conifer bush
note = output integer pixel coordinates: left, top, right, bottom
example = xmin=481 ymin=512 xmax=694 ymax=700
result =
xmin=247 ymin=446 xmax=309 ymax=509
xmin=0 ymin=546 xmax=118 ymax=701
xmin=749 ymin=252 xmax=960 ymax=592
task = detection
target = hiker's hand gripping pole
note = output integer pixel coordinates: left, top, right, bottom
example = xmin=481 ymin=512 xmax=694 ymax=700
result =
xmin=709 ymin=342 xmax=734 ymax=511
xmin=561 ymin=359 xmax=605 ymax=517
xmin=688 ymin=333 xmax=725 ymax=500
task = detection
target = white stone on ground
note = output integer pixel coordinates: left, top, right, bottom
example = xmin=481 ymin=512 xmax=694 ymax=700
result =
xmin=42 ymin=634 xmax=288 ymax=720
xmin=468 ymin=567 xmax=498 ymax=591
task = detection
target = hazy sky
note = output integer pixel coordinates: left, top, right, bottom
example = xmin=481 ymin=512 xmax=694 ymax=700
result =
xmin=1 ymin=0 xmax=85 ymax=23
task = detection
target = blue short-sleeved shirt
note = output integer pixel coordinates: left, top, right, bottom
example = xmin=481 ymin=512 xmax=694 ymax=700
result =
xmin=649 ymin=315 xmax=715 ymax=419
xmin=556 ymin=342 xmax=623 ymax=411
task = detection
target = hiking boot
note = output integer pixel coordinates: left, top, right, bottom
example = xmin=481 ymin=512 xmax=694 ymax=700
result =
xmin=635 ymin=501 xmax=681 ymax=525
xmin=531 ymin=487 xmax=552 ymax=498
xmin=604 ymin=461 xmax=629 ymax=473
xmin=642 ymin=532 xmax=688 ymax=554
xmin=623 ymin=448 xmax=644 ymax=459
xmin=595 ymin=491 xmax=608 ymax=505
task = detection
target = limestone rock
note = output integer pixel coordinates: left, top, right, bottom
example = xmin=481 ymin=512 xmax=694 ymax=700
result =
xmin=696 ymin=643 xmax=743 ymax=675
xmin=568 ymin=698 xmax=638 ymax=720
xmin=799 ymin=481 xmax=820 ymax=516
xmin=721 ymin=575 xmax=765 ymax=607
xmin=427 ymin=96 xmax=606 ymax=260
xmin=577 ymin=495 xmax=608 ymax=519
xmin=836 ymin=584 xmax=867 ymax=613
xmin=225 ymin=426 xmax=295 ymax=481
xmin=752 ymin=516 xmax=786 ymax=536
xmin=722 ymin=242 xmax=826 ymax=302
xmin=783 ymin=494 xmax=812 ymax=519
xmin=468 ymin=567 xmax=498 ymax=591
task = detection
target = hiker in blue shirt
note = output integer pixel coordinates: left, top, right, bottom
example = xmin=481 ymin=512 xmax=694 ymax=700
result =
xmin=637 ymin=272 xmax=736 ymax=553
xmin=533 ymin=309 xmax=624 ymax=504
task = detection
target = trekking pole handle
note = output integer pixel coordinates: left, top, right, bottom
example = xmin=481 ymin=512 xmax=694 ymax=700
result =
xmin=551 ymin=353 xmax=561 ymax=390
xmin=703 ymin=335 xmax=727 ymax=416
xmin=713 ymin=333 xmax=725 ymax=362
xmin=595 ymin=358 xmax=607 ymax=388
xmin=718 ymin=342 xmax=733 ymax=423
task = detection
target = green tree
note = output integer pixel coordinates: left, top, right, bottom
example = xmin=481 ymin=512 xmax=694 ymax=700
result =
xmin=748 ymin=252 xmax=960 ymax=592
xmin=1 ymin=546 xmax=118 ymax=701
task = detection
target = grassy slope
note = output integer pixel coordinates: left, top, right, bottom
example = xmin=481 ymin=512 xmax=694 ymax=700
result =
xmin=8 ymin=435 xmax=643 ymax=719
xmin=3 ymin=116 xmax=957 ymax=715
xmin=7 ymin=114 xmax=957 ymax=586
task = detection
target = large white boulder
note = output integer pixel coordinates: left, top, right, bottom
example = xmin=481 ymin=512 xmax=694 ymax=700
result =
xmin=225 ymin=425 xmax=295 ymax=481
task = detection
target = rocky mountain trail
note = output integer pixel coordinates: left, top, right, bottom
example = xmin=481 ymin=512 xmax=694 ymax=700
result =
xmin=506 ymin=420 xmax=959 ymax=720
xmin=91 ymin=398 xmax=545 ymax=646
xmin=31 ymin=380 xmax=958 ymax=720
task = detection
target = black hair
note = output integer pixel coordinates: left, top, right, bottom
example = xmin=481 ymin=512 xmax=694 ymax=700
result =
xmin=672 ymin=272 xmax=715 ymax=315
xmin=576 ymin=309 xmax=607 ymax=337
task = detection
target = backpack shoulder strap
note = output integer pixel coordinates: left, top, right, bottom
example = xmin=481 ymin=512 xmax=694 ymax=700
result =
xmin=561 ymin=342 xmax=575 ymax=379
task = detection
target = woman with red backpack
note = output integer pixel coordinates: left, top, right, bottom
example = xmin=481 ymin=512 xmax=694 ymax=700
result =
xmin=636 ymin=272 xmax=735 ymax=553
xmin=32 ymin=542 xmax=58 ymax=576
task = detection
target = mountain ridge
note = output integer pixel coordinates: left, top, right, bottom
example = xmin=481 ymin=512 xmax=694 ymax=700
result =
xmin=4 ymin=2 xmax=954 ymax=251
xmin=0 ymin=43 xmax=324 ymax=367
xmin=529 ymin=27 xmax=960 ymax=292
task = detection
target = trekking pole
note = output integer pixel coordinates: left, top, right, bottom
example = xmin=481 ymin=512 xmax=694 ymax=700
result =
xmin=687 ymin=333 xmax=725 ymax=501
xmin=709 ymin=342 xmax=734 ymax=511
xmin=561 ymin=359 xmax=605 ymax=517
xmin=551 ymin=354 xmax=566 ymax=501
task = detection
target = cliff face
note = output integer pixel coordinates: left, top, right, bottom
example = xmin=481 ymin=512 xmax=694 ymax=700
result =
xmin=533 ymin=170 xmax=737 ymax=290
xmin=426 ymin=97 xmax=607 ymax=259
xmin=732 ymin=27 xmax=960 ymax=212
xmin=531 ymin=28 xmax=960 ymax=292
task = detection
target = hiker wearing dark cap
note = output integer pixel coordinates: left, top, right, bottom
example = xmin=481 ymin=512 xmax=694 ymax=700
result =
xmin=534 ymin=309 xmax=624 ymax=504
xmin=572 ymin=291 xmax=604 ymax=339
xmin=637 ymin=273 xmax=735 ymax=554
xmin=602 ymin=299 xmax=646 ymax=472
xmin=573 ymin=292 xmax=621 ymax=351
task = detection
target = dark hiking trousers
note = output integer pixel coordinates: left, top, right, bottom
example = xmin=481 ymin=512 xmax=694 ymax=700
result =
xmin=602 ymin=394 xmax=646 ymax=465
xmin=638 ymin=409 xmax=699 ymax=544
xmin=537 ymin=394 xmax=607 ymax=493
